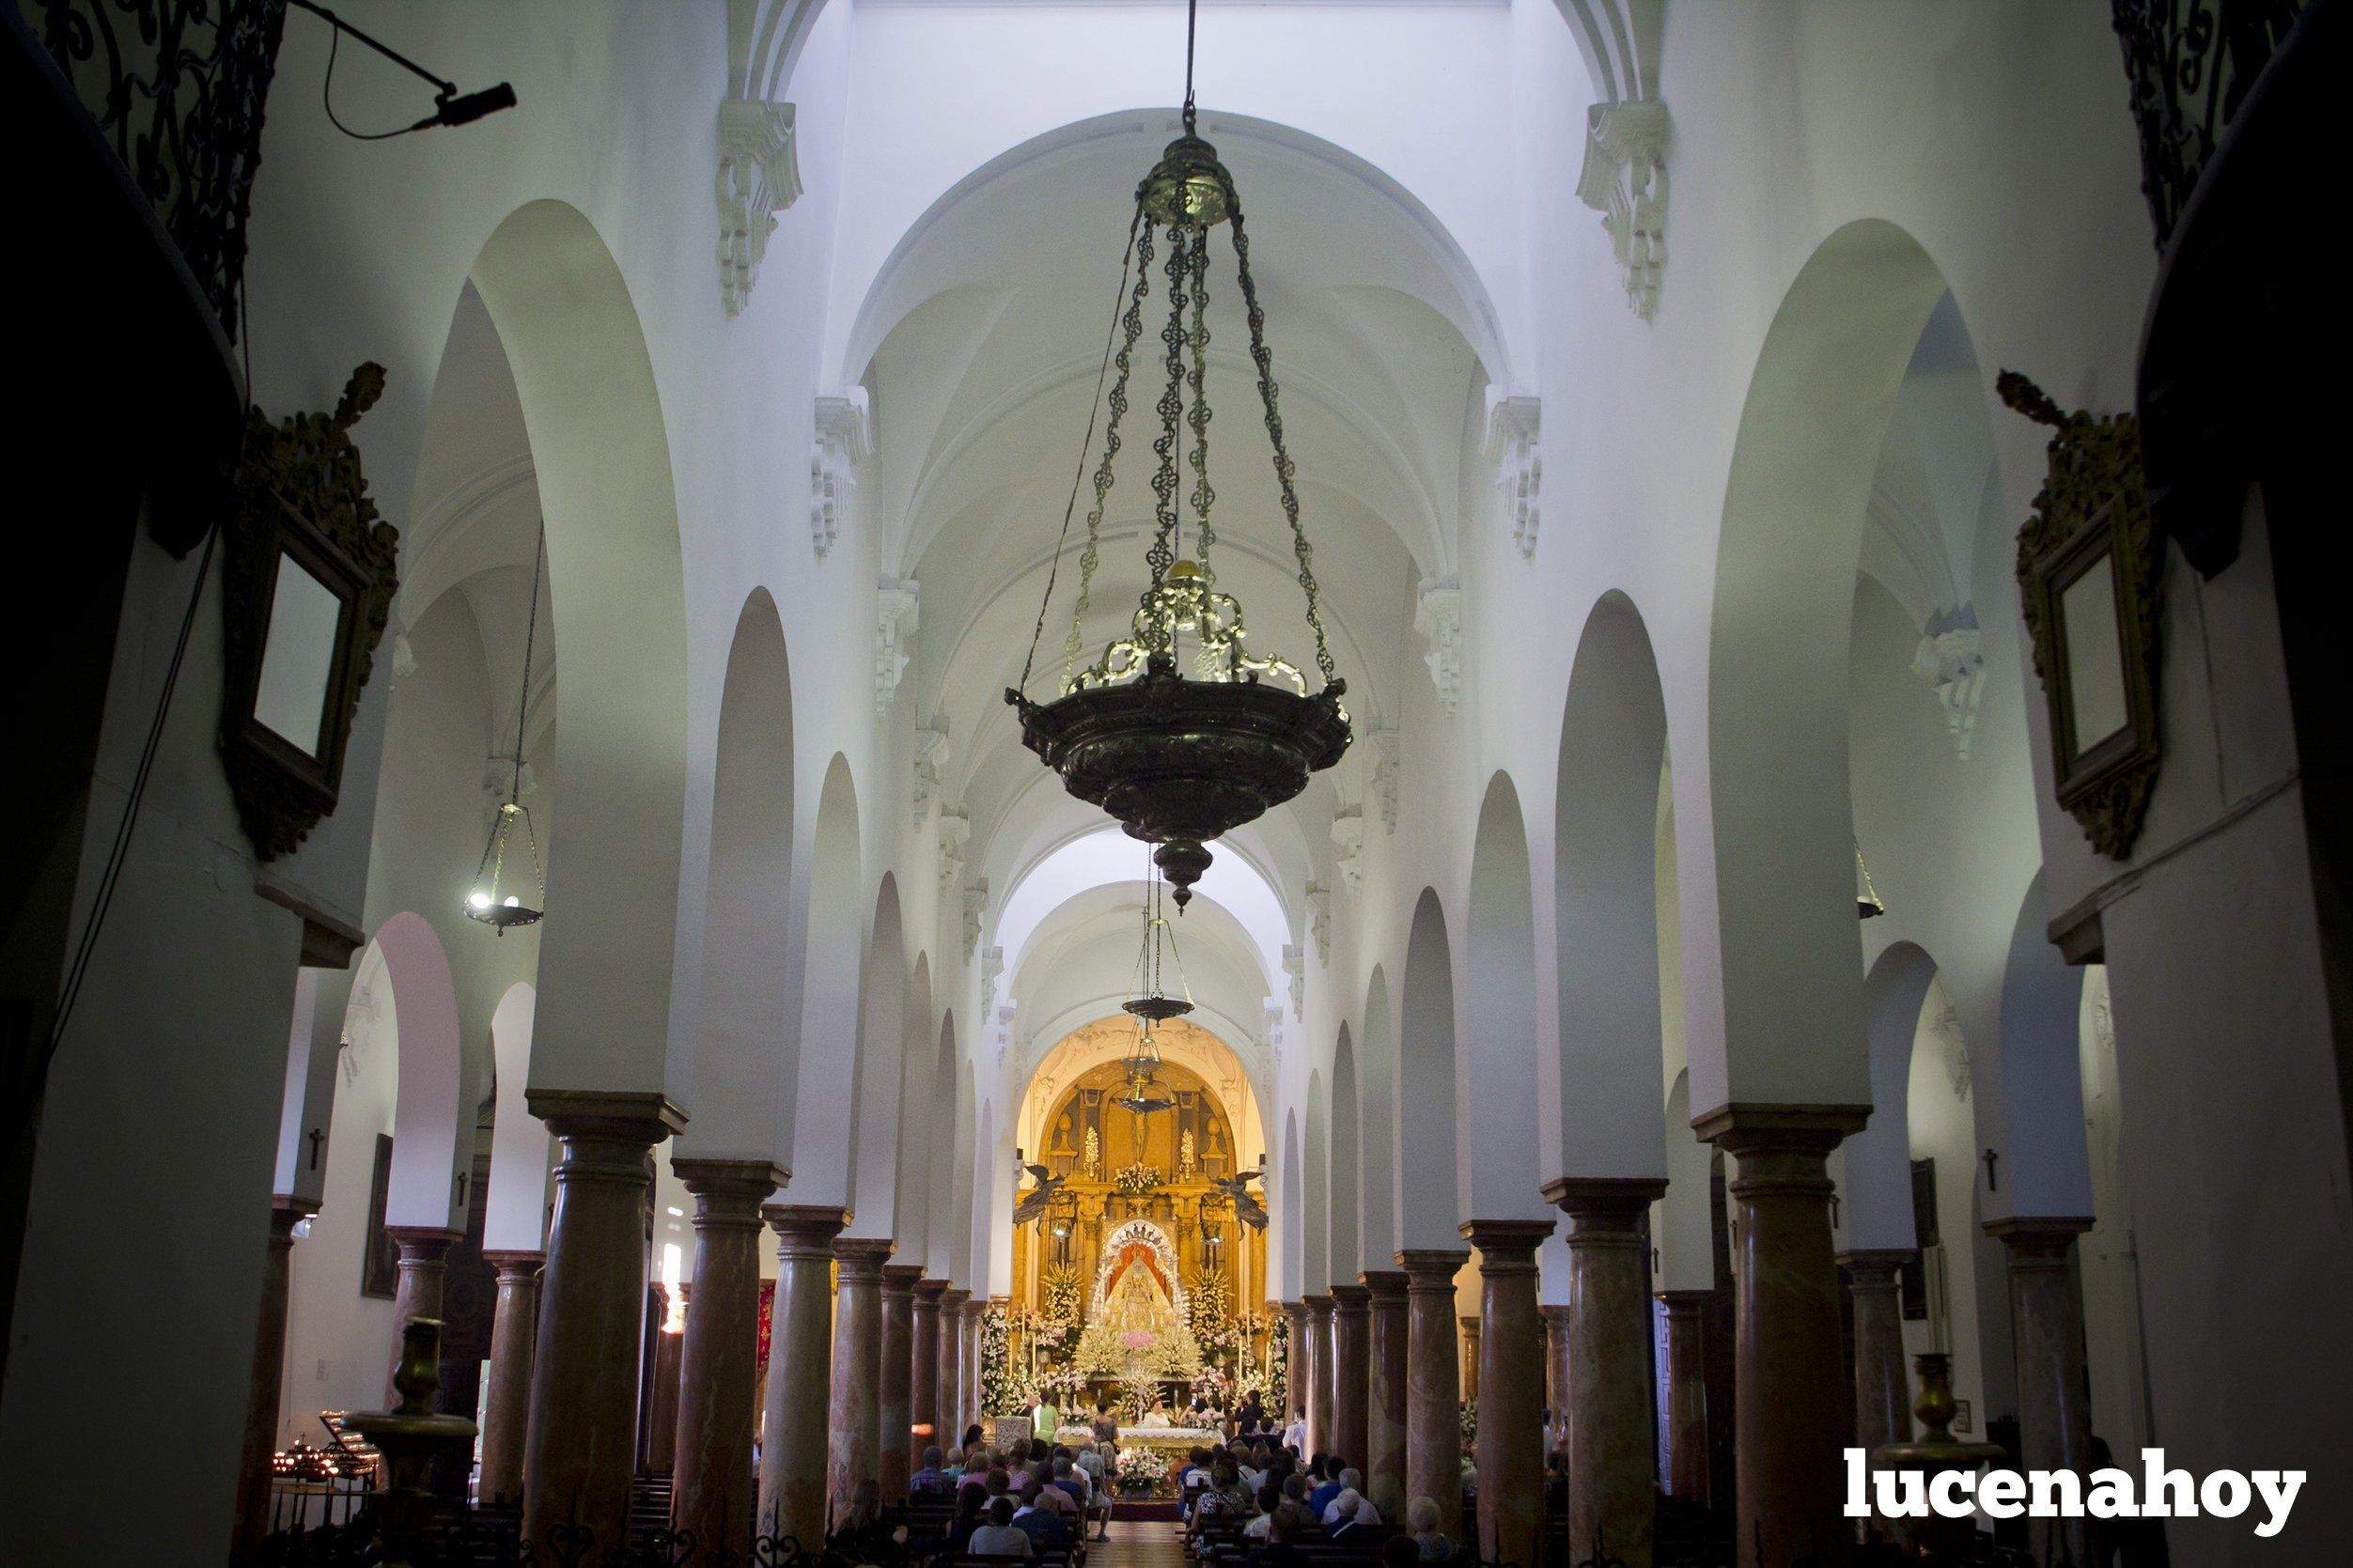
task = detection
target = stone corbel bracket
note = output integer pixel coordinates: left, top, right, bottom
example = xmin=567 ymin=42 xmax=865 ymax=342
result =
xmin=717 ymin=97 xmax=803 ymax=318
xmin=937 ymin=805 xmax=970 ymax=895
xmin=1413 ymin=579 xmax=1465 ymax=714
xmin=1576 ymin=98 xmax=1670 ymax=320
xmin=875 ymin=577 xmax=920 ymax=713
xmin=811 ymin=389 xmax=870 ymax=557
xmin=1483 ymin=390 xmax=1542 ymax=559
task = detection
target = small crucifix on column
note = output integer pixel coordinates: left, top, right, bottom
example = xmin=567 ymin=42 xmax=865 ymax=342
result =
xmin=1981 ymin=1147 xmax=2001 ymax=1193
xmin=307 ymin=1126 xmax=325 ymax=1171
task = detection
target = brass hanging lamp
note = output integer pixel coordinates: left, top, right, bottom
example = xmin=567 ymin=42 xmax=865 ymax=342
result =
xmin=1006 ymin=0 xmax=1350 ymax=910
xmin=1114 ymin=859 xmax=1189 ymax=1117
xmin=1856 ymin=838 xmax=1886 ymax=921
xmin=465 ymin=534 xmax=547 ymax=931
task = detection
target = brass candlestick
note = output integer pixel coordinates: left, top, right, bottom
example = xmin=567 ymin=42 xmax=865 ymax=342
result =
xmin=343 ymin=1319 xmax=478 ymax=1566
xmin=1873 ymin=1351 xmax=2006 ymax=1557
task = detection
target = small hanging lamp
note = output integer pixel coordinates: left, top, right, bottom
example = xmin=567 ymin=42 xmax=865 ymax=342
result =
xmin=1114 ymin=859 xmax=1189 ymax=1117
xmin=466 ymin=535 xmax=547 ymax=932
xmin=1006 ymin=0 xmax=1350 ymax=911
xmin=1855 ymin=838 xmax=1886 ymax=921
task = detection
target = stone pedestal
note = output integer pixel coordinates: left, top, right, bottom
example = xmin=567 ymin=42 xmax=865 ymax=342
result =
xmin=880 ymin=1265 xmax=922 ymax=1496
xmin=1539 ymin=1304 xmax=1570 ymax=1462
xmin=756 ymin=1205 xmax=847 ymax=1543
xmin=1463 ymin=1220 xmax=1551 ymax=1568
xmin=1987 ymin=1217 xmax=2095 ymax=1560
xmin=1655 ymin=1290 xmax=1711 ymax=1507
xmin=828 ymin=1239 xmax=892 ymax=1524
xmin=1839 ymin=1250 xmax=1915 ymax=1462
xmin=1330 ymin=1283 xmax=1370 ymax=1468
xmin=1397 ymin=1250 xmax=1470 ymax=1541
xmin=477 ymin=1250 xmax=543 ymax=1507
xmin=1301 ymin=1294 xmax=1335 ymax=1458
xmin=1279 ymin=1300 xmax=1309 ymax=1422
xmin=235 ymin=1200 xmax=312 ymax=1556
xmin=646 ymin=1311 xmax=685 ymax=1472
xmin=1546 ymin=1182 xmax=1667 ymax=1568
xmin=911 ymin=1279 xmax=945 ymax=1464
xmin=1694 ymin=1104 xmax=1867 ymax=1568
xmin=670 ymin=1160 xmax=780 ymax=1558
xmin=522 ymin=1090 xmax=687 ymax=1556
xmin=937 ymin=1287 xmax=971 ymax=1445
xmin=384 ymin=1225 xmax=462 ymax=1403
xmin=1458 ymin=1314 xmax=1482 ymax=1405
xmin=1361 ymin=1271 xmax=1410 ymax=1517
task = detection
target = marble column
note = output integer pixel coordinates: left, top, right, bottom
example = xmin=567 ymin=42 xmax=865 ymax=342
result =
xmin=1279 ymin=1300 xmax=1309 ymax=1423
xmin=522 ymin=1091 xmax=686 ymax=1556
xmin=1361 ymin=1270 xmax=1410 ymax=1519
xmin=234 ymin=1200 xmax=312 ymax=1555
xmin=1330 ymin=1283 xmax=1371 ymax=1470
xmin=911 ymin=1280 xmax=945 ymax=1463
xmin=880 ymin=1266 xmax=922 ymax=1496
xmin=646 ymin=1308 xmax=685 ymax=1471
xmin=1987 ymin=1217 xmax=2096 ymax=1560
xmin=1546 ymin=1182 xmax=1666 ymax=1568
xmin=937 ymin=1287 xmax=970 ymax=1445
xmin=1838 ymin=1250 xmax=1914 ymax=1461
xmin=828 ymin=1239 xmax=893 ymax=1525
xmin=476 ymin=1250 xmax=543 ymax=1506
xmin=1538 ymin=1304 xmax=1571 ymax=1462
xmin=1463 ymin=1220 xmax=1550 ymax=1568
xmin=1458 ymin=1315 xmax=1482 ymax=1405
xmin=384 ymin=1225 xmax=462 ymax=1402
xmin=756 ymin=1205 xmax=847 ymax=1544
xmin=1301 ymin=1294 xmax=1335 ymax=1457
xmin=670 ymin=1160 xmax=780 ymax=1558
xmin=962 ymin=1299 xmax=989 ymax=1437
xmin=1397 ymin=1250 xmax=1469 ymax=1541
xmin=1693 ymin=1104 xmax=1867 ymax=1568
xmin=1655 ymin=1290 xmax=1711 ymax=1507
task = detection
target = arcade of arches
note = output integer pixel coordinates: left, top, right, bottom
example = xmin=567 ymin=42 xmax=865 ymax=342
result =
xmin=8 ymin=4 xmax=2347 ymax=1567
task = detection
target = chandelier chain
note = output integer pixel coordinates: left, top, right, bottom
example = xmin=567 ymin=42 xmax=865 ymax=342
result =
xmin=1224 ymin=201 xmax=1337 ymax=687
xmin=1187 ymin=226 xmax=1216 ymax=582
xmin=510 ymin=528 xmax=544 ymax=803
xmin=1145 ymin=221 xmax=1193 ymax=651
xmin=1042 ymin=204 xmax=1153 ymax=691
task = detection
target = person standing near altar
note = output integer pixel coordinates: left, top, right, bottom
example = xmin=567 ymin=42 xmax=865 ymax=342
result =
xmin=1032 ymin=1392 xmax=1059 ymax=1442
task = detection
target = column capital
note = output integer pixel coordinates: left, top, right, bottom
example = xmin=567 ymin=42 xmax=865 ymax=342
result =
xmin=939 ymin=1285 xmax=972 ymax=1311
xmin=1836 ymin=1248 xmax=1916 ymax=1285
xmin=1278 ymin=1297 xmax=1307 ymax=1317
xmin=1459 ymin=1314 xmax=1482 ymax=1333
xmin=672 ymin=1157 xmax=787 ymax=1208
xmin=1358 ymin=1268 xmax=1408 ymax=1301
xmin=1653 ymin=1288 xmax=1712 ymax=1314
xmin=1461 ymin=1217 xmax=1553 ymax=1266
xmin=1395 ymin=1248 xmax=1470 ymax=1286
xmin=385 ymin=1224 xmax=463 ymax=1258
xmin=527 ymin=1087 xmax=689 ymax=1142
xmin=1537 ymin=1303 xmax=1571 ymax=1327
xmin=1543 ymin=1175 xmax=1667 ymax=1219
xmin=763 ymin=1203 xmax=849 ymax=1258
xmin=834 ymin=1237 xmax=895 ymax=1280
xmin=881 ymin=1264 xmax=926 ymax=1295
xmin=958 ymin=1296 xmax=987 ymax=1322
xmin=1301 ymin=1291 xmax=1334 ymax=1312
xmin=272 ymin=1193 xmax=319 ymax=1227
xmin=913 ymin=1277 xmax=950 ymax=1302
xmin=1329 ymin=1282 xmax=1371 ymax=1312
xmin=1689 ymin=1101 xmax=1868 ymax=1156
xmin=1983 ymin=1215 xmax=2094 ymax=1267
xmin=484 ymin=1250 xmax=546 ymax=1281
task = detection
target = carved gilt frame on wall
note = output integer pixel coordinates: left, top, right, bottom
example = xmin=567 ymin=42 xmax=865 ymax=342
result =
xmin=2001 ymin=371 xmax=2163 ymax=860
xmin=220 ymin=364 xmax=399 ymax=861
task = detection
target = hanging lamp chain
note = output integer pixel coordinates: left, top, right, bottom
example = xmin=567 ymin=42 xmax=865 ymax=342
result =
xmin=1182 ymin=0 xmax=1199 ymax=132
xmin=509 ymin=529 xmax=544 ymax=804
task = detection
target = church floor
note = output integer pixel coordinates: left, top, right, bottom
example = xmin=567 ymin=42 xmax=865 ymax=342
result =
xmin=1093 ymin=1517 xmax=1191 ymax=1568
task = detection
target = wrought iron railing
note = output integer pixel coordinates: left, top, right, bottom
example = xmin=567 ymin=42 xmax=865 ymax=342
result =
xmin=30 ymin=0 xmax=288 ymax=337
xmin=2110 ymin=0 xmax=2303 ymax=247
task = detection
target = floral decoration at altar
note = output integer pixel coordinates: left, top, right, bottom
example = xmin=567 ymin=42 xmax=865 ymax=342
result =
xmin=1072 ymin=1219 xmax=1204 ymax=1384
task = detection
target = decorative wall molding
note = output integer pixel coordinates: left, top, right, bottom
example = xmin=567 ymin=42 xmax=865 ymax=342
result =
xmin=875 ymin=577 xmax=920 ymax=712
xmin=1483 ymin=390 xmax=1543 ymax=559
xmin=980 ymin=942 xmax=1005 ymax=1020
xmin=1575 ymin=98 xmax=1670 ymax=320
xmin=811 ymin=389 xmax=870 ymax=556
xmin=1413 ymin=579 xmax=1464 ymax=713
xmin=1330 ymin=807 xmax=1366 ymax=890
xmin=1282 ymin=943 xmax=1305 ymax=1020
xmin=715 ymin=97 xmax=802 ymax=318
xmin=1911 ymin=607 xmax=1986 ymax=760
xmin=1305 ymin=881 xmax=1332 ymax=965
xmin=937 ymin=806 xmax=969 ymax=896
xmin=1261 ymin=1000 xmax=1286 ymax=1056
xmin=912 ymin=713 xmax=950 ymax=821
xmin=1368 ymin=725 xmax=1400 ymax=833
xmin=963 ymin=879 xmax=990 ymax=960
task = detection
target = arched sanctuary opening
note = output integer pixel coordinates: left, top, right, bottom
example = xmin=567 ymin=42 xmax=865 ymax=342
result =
xmin=1004 ymin=1016 xmax=1272 ymax=1416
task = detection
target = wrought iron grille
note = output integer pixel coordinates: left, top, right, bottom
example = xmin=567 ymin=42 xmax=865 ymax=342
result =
xmin=2110 ymin=0 xmax=2303 ymax=247
xmin=34 ymin=0 xmax=288 ymax=337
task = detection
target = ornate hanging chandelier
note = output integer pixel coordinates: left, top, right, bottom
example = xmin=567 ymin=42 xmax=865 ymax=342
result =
xmin=1006 ymin=0 xmax=1350 ymax=910
xmin=1114 ymin=863 xmax=1189 ymax=1117
xmin=466 ymin=534 xmax=547 ymax=932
